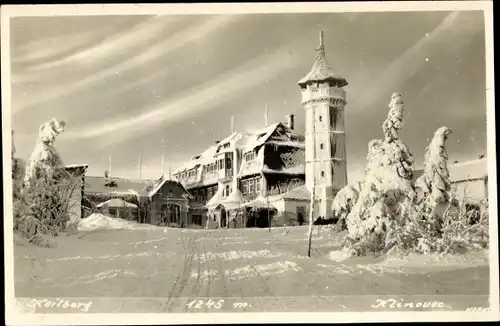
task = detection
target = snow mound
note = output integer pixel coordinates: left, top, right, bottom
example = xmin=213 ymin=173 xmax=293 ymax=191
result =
xmin=78 ymin=213 xmax=160 ymax=231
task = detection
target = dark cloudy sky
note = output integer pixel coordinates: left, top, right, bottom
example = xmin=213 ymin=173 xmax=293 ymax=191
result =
xmin=10 ymin=10 xmax=487 ymax=182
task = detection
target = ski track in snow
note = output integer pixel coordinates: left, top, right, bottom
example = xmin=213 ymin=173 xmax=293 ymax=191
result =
xmin=193 ymin=249 xmax=282 ymax=263
xmin=191 ymin=261 xmax=302 ymax=281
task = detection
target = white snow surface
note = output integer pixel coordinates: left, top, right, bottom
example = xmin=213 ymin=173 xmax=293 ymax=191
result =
xmin=77 ymin=213 xmax=160 ymax=231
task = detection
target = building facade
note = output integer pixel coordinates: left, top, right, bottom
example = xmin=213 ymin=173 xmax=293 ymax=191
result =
xmin=172 ymin=118 xmax=307 ymax=228
xmin=413 ymin=157 xmax=489 ymax=205
xmin=298 ymin=31 xmax=349 ymax=219
xmin=64 ymin=164 xmax=88 ymax=224
xmin=83 ymin=175 xmax=192 ymax=227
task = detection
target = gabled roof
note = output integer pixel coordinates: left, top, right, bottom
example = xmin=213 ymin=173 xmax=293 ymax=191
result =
xmin=172 ymin=132 xmax=240 ymax=175
xmin=281 ymin=184 xmax=311 ymax=200
xmin=297 ymin=32 xmax=347 ymax=88
xmin=96 ymin=198 xmax=138 ymax=208
xmin=173 ymin=122 xmax=306 ymax=183
xmin=206 ymin=187 xmax=244 ymax=210
xmin=84 ymin=176 xmax=153 ymax=196
xmin=147 ymin=175 xmax=193 ymax=199
xmin=242 ymin=196 xmax=276 ymax=209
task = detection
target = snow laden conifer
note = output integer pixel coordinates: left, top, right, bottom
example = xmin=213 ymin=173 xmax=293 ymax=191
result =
xmin=344 ymin=93 xmax=415 ymax=254
xmin=414 ymin=126 xmax=452 ymax=230
xmin=331 ymin=183 xmax=360 ymax=230
xmin=14 ymin=118 xmax=80 ymax=246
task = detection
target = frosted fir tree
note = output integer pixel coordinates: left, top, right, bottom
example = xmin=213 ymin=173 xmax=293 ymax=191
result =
xmin=414 ymin=126 xmax=452 ymax=226
xmin=345 ymin=93 xmax=415 ymax=245
xmin=24 ymin=118 xmax=66 ymax=188
xmin=364 ymin=139 xmax=384 ymax=175
xmin=12 ymin=130 xmax=26 ymax=200
xmin=331 ymin=183 xmax=361 ymax=229
xmin=15 ymin=118 xmax=76 ymax=240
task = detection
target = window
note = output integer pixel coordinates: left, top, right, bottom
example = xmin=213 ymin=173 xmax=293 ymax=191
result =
xmin=226 ymin=157 xmax=232 ymax=170
xmin=320 ymin=143 xmax=324 ymax=150
xmin=245 ymin=152 xmax=255 ymax=161
xmin=248 ymin=179 xmax=255 ymax=194
xmin=242 ymin=181 xmax=248 ymax=195
xmin=219 ymin=159 xmax=224 ymax=170
xmin=319 ymin=115 xmax=322 ymax=122
xmin=330 ymin=110 xmax=338 ymax=129
xmin=255 ymin=178 xmax=261 ymax=192
xmin=321 ymin=171 xmax=325 ymax=177
xmin=225 ymin=185 xmax=230 ymax=197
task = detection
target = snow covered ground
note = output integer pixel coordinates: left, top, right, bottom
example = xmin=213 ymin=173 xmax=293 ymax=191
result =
xmin=14 ymin=226 xmax=489 ymax=313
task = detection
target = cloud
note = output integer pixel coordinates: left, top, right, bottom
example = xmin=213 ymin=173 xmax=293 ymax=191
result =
xmin=352 ymin=11 xmax=465 ymax=109
xmin=12 ymin=15 xmax=239 ymax=113
xmin=12 ymin=29 xmax=101 ymax=65
xmin=64 ymin=36 xmax=307 ymax=146
xmin=20 ymin=16 xmax=172 ymax=73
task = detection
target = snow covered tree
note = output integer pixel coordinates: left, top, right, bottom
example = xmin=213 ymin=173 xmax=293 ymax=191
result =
xmin=331 ymin=183 xmax=361 ymax=230
xmin=14 ymin=118 xmax=80 ymax=245
xmin=414 ymin=126 xmax=452 ymax=229
xmin=11 ymin=130 xmax=25 ymax=200
xmin=344 ymin=93 xmax=415 ymax=251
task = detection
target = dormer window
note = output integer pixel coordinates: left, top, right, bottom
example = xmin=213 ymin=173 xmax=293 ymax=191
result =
xmin=245 ymin=151 xmax=256 ymax=161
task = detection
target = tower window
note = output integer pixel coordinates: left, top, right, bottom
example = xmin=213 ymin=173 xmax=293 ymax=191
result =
xmin=319 ymin=115 xmax=323 ymax=122
xmin=321 ymin=171 xmax=325 ymax=177
xmin=320 ymin=143 xmax=324 ymax=150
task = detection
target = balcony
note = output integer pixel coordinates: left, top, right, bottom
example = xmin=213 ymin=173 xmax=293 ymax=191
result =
xmin=301 ymin=86 xmax=346 ymax=104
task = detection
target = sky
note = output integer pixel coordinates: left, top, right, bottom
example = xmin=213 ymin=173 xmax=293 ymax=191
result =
xmin=9 ymin=11 xmax=487 ymax=183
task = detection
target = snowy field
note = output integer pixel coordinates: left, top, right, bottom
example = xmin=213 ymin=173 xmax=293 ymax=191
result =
xmin=14 ymin=225 xmax=489 ymax=313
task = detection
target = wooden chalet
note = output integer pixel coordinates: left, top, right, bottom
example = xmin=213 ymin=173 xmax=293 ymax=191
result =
xmin=172 ymin=115 xmax=309 ymax=228
xmin=83 ymin=175 xmax=192 ymax=227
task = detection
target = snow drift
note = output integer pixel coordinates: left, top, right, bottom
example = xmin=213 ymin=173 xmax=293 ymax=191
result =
xmin=77 ymin=214 xmax=160 ymax=231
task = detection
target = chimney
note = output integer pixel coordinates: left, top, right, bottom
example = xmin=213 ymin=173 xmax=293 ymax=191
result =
xmin=286 ymin=114 xmax=295 ymax=130
xmin=230 ymin=116 xmax=235 ymax=134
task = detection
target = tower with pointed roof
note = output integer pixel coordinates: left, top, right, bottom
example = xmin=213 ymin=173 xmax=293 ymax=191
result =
xmin=298 ymin=31 xmax=348 ymax=219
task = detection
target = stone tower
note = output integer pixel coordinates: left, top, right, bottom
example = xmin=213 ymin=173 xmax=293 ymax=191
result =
xmin=297 ymin=31 xmax=348 ymax=219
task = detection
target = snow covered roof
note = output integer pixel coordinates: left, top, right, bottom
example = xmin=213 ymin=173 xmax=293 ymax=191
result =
xmin=96 ymin=198 xmax=138 ymax=208
xmin=413 ymin=158 xmax=488 ymax=183
xmin=65 ymin=164 xmax=89 ymax=169
xmin=297 ymin=33 xmax=348 ymax=88
xmin=238 ymin=146 xmax=265 ymax=177
xmin=147 ymin=175 xmax=193 ymax=199
xmin=85 ymin=176 xmax=154 ymax=196
xmin=280 ymin=184 xmax=311 ymax=201
xmin=262 ymin=164 xmax=306 ymax=175
xmin=172 ymin=132 xmax=240 ymax=174
xmin=242 ymin=196 xmax=276 ymax=209
xmin=206 ymin=188 xmax=244 ymax=210
xmin=448 ymin=158 xmax=488 ymax=182
xmin=173 ymin=122 xmax=305 ymax=182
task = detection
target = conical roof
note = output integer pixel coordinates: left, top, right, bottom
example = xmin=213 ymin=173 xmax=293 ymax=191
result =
xmin=298 ymin=31 xmax=348 ymax=88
